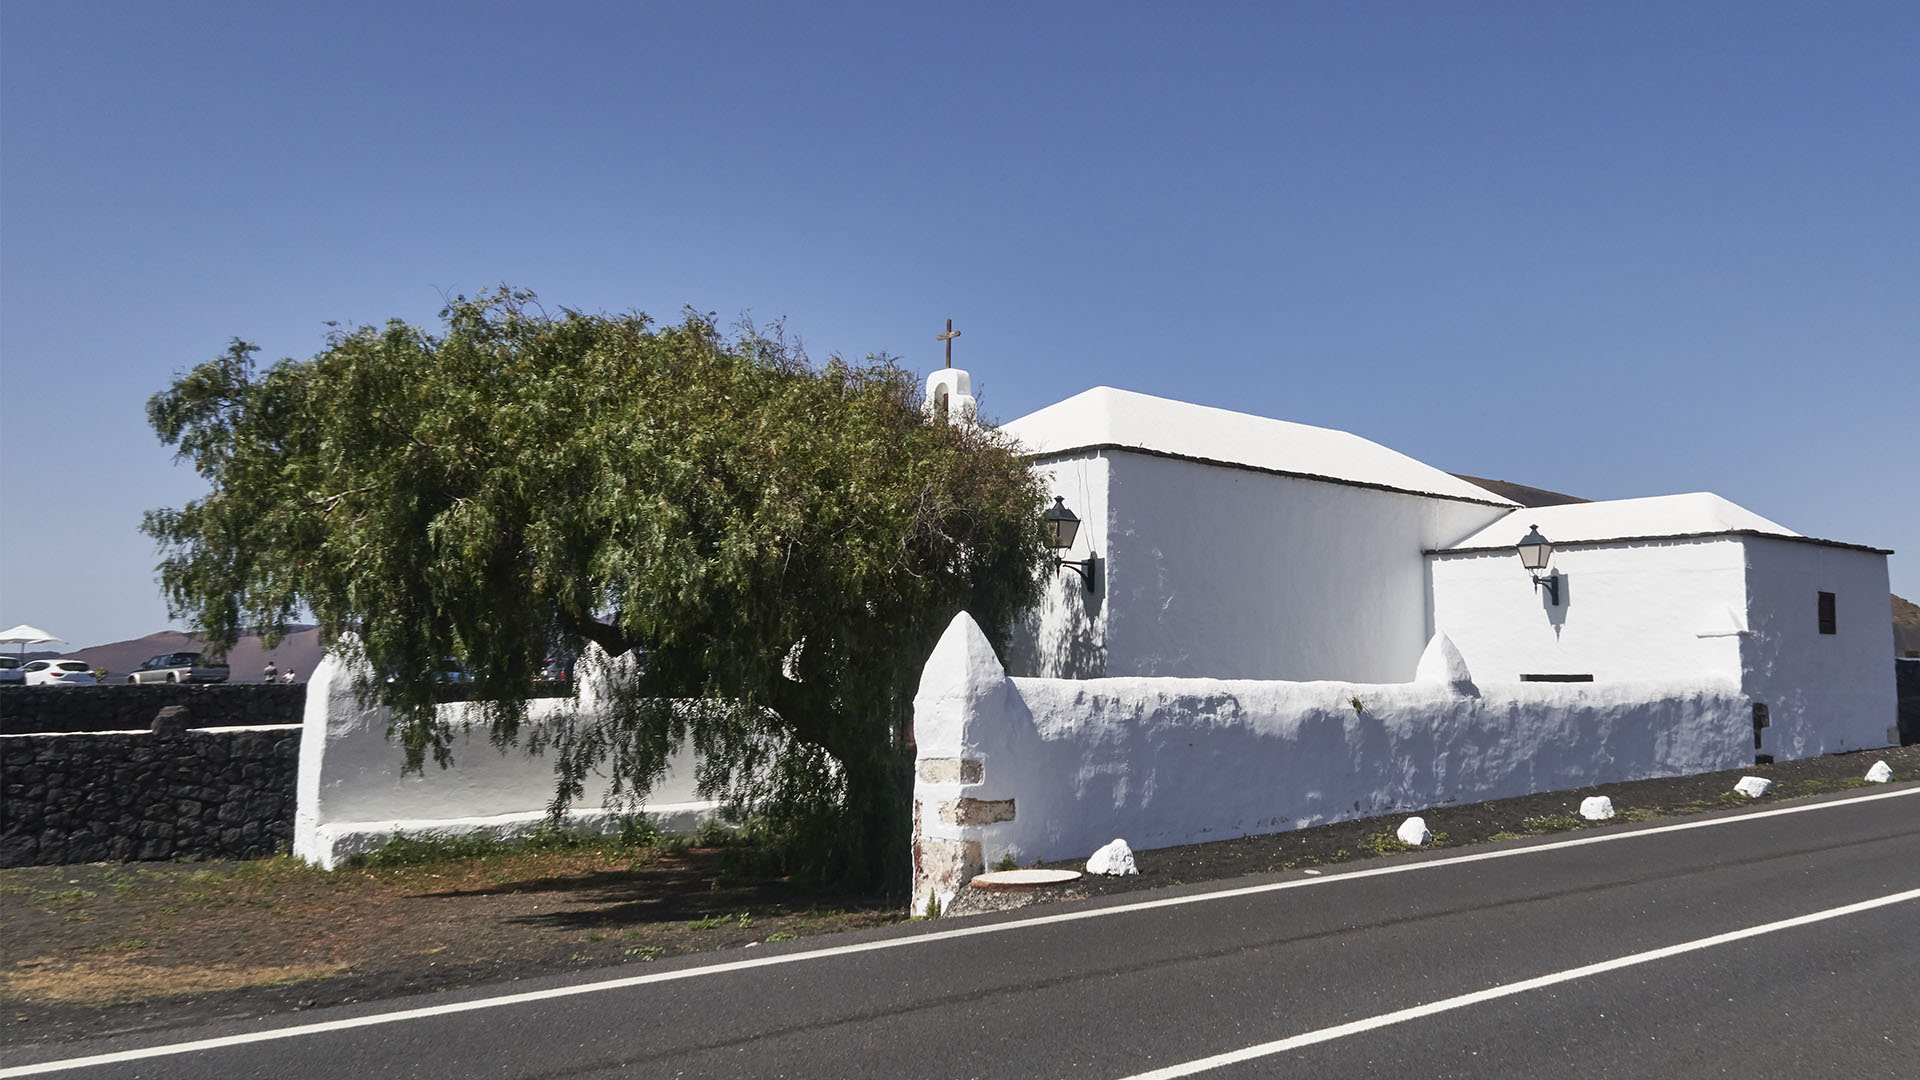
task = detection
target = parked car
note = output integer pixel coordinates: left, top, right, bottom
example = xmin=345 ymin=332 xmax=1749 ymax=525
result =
xmin=0 ymin=657 xmax=24 ymax=686
xmin=127 ymin=651 xmax=231 ymax=684
xmin=384 ymin=658 xmax=469 ymax=685
xmin=23 ymin=659 xmax=98 ymax=686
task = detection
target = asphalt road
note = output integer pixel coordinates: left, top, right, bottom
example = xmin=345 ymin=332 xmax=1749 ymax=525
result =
xmin=5 ymin=786 xmax=1917 ymax=1079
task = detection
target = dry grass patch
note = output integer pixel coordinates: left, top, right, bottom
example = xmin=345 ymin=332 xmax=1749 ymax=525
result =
xmin=5 ymin=954 xmax=347 ymax=1005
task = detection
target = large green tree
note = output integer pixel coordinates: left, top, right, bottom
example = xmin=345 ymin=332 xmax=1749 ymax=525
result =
xmin=145 ymin=290 xmax=1049 ymax=889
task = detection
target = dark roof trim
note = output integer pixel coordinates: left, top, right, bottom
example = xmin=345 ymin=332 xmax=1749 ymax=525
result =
xmin=1448 ymin=474 xmax=1590 ymax=508
xmin=1427 ymin=529 xmax=1893 ymax=557
xmin=1025 ymin=443 xmax=1517 ymax=509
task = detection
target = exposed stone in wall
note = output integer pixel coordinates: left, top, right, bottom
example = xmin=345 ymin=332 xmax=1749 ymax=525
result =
xmin=916 ymin=758 xmax=984 ymax=784
xmin=0 ymin=684 xmax=308 ymax=735
xmin=911 ymin=834 xmax=982 ymax=915
xmin=0 ymin=727 xmax=301 ymax=867
xmin=939 ymin=797 xmax=1016 ymax=826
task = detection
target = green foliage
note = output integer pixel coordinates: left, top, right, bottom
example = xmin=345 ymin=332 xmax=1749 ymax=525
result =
xmin=347 ymin=831 xmax=513 ymax=868
xmin=686 ymin=911 xmax=750 ymax=931
xmin=695 ymin=817 xmax=741 ymax=848
xmin=145 ymin=289 xmax=1051 ymax=892
xmin=1518 ymin=813 xmax=1584 ymax=835
xmin=1359 ymin=832 xmax=1408 ymax=856
xmin=617 ymin=816 xmax=663 ymax=848
xmin=993 ymin=850 xmax=1018 ymax=872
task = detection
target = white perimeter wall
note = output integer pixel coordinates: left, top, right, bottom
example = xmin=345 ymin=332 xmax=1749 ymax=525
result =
xmin=1428 ymin=538 xmax=1750 ymax=683
xmin=912 ymin=613 xmax=1751 ymax=913
xmin=1741 ymin=537 xmax=1898 ymax=757
xmin=1012 ymin=449 xmax=1507 ymax=682
xmin=294 ymin=646 xmax=714 ymax=868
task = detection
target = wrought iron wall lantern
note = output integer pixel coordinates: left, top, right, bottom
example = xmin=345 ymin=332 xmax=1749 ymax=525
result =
xmin=1516 ymin=524 xmax=1561 ymax=605
xmin=1043 ymin=496 xmax=1102 ymax=595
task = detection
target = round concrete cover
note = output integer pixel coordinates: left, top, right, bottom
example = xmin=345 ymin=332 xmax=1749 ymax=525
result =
xmin=969 ymin=869 xmax=1083 ymax=891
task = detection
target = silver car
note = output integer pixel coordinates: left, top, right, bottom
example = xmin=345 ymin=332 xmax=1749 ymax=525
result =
xmin=127 ymin=651 xmax=230 ymax=684
xmin=0 ymin=656 xmax=25 ymax=686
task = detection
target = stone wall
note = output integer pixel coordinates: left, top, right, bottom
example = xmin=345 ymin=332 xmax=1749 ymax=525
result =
xmin=1898 ymin=659 xmax=1919 ymax=745
xmin=0 ymin=726 xmax=301 ymax=867
xmin=0 ymin=684 xmax=307 ymax=734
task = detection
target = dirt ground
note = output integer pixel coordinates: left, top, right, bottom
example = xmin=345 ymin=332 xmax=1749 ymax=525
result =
xmin=4 ymin=744 xmax=1915 ymax=1049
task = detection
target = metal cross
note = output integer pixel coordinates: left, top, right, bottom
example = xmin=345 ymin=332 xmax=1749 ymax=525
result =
xmin=936 ymin=318 xmax=962 ymax=368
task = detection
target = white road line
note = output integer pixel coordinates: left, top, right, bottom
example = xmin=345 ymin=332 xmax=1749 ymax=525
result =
xmin=3 ymin=784 xmax=1914 ymax=1077
xmin=1113 ymin=884 xmax=1920 ymax=1080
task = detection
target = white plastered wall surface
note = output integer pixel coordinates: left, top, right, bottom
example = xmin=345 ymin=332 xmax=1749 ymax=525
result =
xmin=1740 ymin=536 xmax=1898 ymax=757
xmin=1428 ymin=538 xmax=1751 ymax=683
xmin=1099 ymin=451 xmax=1506 ymax=681
xmin=1007 ymin=452 xmax=1111 ymax=678
xmin=1428 ymin=492 xmax=1897 ymax=754
xmin=1427 ymin=493 xmax=1818 ymax=684
xmin=911 ymin=613 xmax=1750 ymax=914
xmin=294 ymin=642 xmax=715 ymax=869
xmin=1001 ymin=387 xmax=1513 ymax=682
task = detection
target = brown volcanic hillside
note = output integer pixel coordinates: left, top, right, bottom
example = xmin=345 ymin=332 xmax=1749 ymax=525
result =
xmin=68 ymin=628 xmax=324 ymax=682
xmin=1895 ymin=594 xmax=1920 ymax=657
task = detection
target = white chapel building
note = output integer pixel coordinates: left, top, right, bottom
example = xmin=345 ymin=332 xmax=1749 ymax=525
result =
xmin=996 ymin=385 xmax=1897 ymax=759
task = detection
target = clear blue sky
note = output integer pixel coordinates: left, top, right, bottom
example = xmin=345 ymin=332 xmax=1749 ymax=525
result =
xmin=3 ymin=1 xmax=1915 ymax=649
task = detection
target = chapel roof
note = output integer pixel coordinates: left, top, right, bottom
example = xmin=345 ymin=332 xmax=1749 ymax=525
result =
xmin=1001 ymin=387 xmax=1517 ymax=506
xmin=1438 ymin=492 xmax=1802 ymax=551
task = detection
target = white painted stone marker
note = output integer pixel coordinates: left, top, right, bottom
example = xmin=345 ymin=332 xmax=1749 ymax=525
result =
xmin=1087 ymin=838 xmax=1139 ymax=876
xmin=1579 ymin=796 xmax=1615 ymax=821
xmin=1865 ymin=760 xmax=1894 ymax=784
xmin=1733 ymin=776 xmax=1773 ymax=798
xmin=1396 ymin=817 xmax=1431 ymax=846
xmin=969 ymin=868 xmax=1082 ymax=892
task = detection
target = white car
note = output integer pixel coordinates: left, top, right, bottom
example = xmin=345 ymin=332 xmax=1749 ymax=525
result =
xmin=22 ymin=659 xmax=98 ymax=686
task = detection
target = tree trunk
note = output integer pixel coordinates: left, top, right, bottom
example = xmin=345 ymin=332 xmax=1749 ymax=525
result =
xmin=835 ymin=741 xmax=914 ymax=896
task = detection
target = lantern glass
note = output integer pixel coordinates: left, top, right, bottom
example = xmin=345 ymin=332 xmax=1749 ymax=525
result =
xmin=1043 ymin=496 xmax=1080 ymax=550
xmin=1516 ymin=525 xmax=1553 ymax=573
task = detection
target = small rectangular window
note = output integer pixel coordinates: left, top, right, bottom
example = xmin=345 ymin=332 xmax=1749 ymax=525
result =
xmin=1519 ymin=673 xmax=1594 ymax=682
xmin=1818 ymin=591 xmax=1836 ymax=635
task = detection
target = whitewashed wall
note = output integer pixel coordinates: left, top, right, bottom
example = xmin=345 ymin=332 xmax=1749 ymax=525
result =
xmin=1009 ymin=452 xmax=1112 ymax=678
xmin=294 ymin=647 xmax=715 ymax=869
xmin=1428 ymin=538 xmax=1751 ymax=683
xmin=1011 ymin=449 xmax=1507 ymax=682
xmin=1740 ymin=537 xmax=1898 ymax=757
xmin=913 ymin=612 xmax=1751 ymax=913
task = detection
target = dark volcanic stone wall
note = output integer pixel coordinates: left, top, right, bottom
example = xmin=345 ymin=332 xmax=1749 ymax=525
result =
xmin=1898 ymin=659 xmax=1919 ymax=746
xmin=0 ymin=726 xmax=301 ymax=867
xmin=0 ymin=684 xmax=307 ymax=734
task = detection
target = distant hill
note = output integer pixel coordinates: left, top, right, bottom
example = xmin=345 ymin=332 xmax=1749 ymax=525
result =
xmin=54 ymin=627 xmax=326 ymax=683
xmin=1896 ymin=594 xmax=1920 ymax=657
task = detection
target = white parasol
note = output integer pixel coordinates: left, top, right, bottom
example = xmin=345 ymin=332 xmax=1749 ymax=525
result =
xmin=0 ymin=623 xmax=64 ymax=660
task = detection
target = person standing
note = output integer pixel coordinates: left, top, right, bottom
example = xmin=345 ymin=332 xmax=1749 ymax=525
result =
xmin=263 ymin=661 xmax=278 ymax=683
